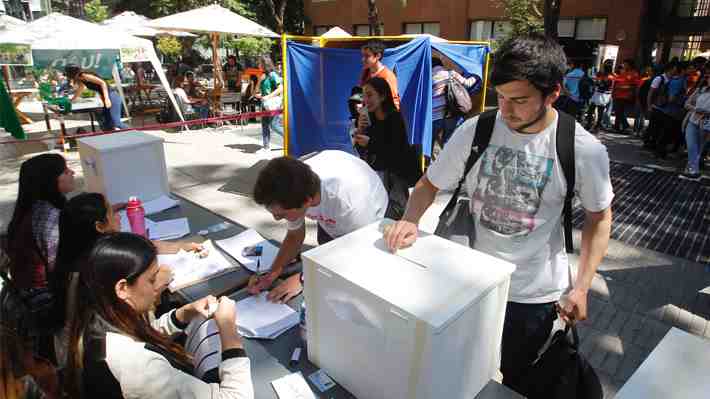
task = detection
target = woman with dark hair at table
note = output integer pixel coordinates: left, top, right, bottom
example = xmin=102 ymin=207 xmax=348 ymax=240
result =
xmin=65 ymin=233 xmax=253 ymax=399
xmin=4 ymin=153 xmax=75 ymax=360
xmin=64 ymin=64 xmax=128 ymax=130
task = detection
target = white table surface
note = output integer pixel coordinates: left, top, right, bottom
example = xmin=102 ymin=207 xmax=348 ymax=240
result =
xmin=616 ymin=327 xmax=710 ymax=398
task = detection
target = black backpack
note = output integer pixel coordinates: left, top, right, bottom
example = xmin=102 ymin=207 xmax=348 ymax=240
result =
xmin=650 ymin=75 xmax=669 ymax=108
xmin=445 ymin=72 xmax=473 ymax=118
xmin=519 ymin=325 xmax=603 ymax=399
xmin=638 ymin=76 xmax=653 ymax=107
xmin=438 ymin=109 xmax=576 ymax=253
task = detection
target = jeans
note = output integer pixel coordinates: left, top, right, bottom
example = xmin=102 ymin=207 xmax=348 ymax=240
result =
xmin=685 ymin=121 xmax=706 ymax=174
xmin=603 ymin=100 xmax=613 ymax=128
xmin=193 ymin=104 xmax=209 ymax=120
xmin=432 ymin=116 xmax=462 ymax=149
xmin=501 ymin=301 xmax=557 ymax=395
xmin=613 ymin=99 xmax=633 ymax=130
xmin=261 ymin=116 xmax=273 ymax=149
xmin=101 ymin=89 xmax=128 ymax=130
xmin=634 ymin=105 xmax=647 ymax=133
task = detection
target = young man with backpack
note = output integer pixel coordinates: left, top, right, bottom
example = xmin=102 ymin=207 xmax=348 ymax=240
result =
xmin=645 ymin=62 xmax=686 ymax=158
xmin=431 ymin=56 xmax=481 ymax=150
xmin=383 ymin=35 xmax=614 ymax=397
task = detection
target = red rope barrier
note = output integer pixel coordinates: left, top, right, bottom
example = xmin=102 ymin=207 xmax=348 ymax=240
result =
xmin=0 ymin=110 xmax=283 ymax=146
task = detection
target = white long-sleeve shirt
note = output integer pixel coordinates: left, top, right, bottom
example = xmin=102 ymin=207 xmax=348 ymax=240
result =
xmin=83 ymin=310 xmax=254 ymax=399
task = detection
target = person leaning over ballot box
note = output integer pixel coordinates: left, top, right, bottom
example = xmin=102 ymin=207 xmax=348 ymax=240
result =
xmin=64 ymin=233 xmax=254 ymax=399
xmin=247 ymin=150 xmax=389 ymax=303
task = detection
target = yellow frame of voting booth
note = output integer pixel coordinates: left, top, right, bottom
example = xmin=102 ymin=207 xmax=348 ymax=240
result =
xmin=279 ymin=34 xmax=491 ymax=157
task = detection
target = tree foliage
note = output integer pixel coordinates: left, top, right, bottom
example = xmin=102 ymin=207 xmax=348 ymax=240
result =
xmin=84 ymin=0 xmax=109 ymax=23
xmin=493 ymin=0 xmax=544 ymax=39
xmin=232 ymin=37 xmax=274 ymax=58
xmin=156 ymin=36 xmax=183 ymax=62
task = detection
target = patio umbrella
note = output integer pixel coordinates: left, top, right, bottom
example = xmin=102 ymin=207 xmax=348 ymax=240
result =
xmin=102 ymin=11 xmax=195 ymax=38
xmin=149 ymin=4 xmax=278 ymax=103
xmin=0 ymin=73 xmax=25 ymax=139
xmin=320 ymin=27 xmax=352 ymax=38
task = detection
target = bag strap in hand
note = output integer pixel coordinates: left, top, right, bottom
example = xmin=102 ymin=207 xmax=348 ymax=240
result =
xmin=440 ymin=109 xmax=497 ymax=216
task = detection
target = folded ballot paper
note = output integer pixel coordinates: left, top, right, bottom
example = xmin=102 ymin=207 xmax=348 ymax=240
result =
xmin=118 ymin=212 xmax=190 ymax=241
xmin=185 ymin=292 xmax=300 ymax=379
xmin=157 ymin=240 xmax=237 ymax=292
xmin=215 ymin=229 xmax=280 ymax=273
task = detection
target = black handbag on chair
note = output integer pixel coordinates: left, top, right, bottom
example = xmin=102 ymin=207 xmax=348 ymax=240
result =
xmin=519 ymin=324 xmax=603 ymax=399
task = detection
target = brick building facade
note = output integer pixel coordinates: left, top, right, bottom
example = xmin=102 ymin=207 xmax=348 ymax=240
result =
xmin=305 ymin=0 xmax=709 ymax=67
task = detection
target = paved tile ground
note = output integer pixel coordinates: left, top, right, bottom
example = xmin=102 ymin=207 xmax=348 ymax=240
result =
xmin=1 ymin=120 xmax=709 ymax=398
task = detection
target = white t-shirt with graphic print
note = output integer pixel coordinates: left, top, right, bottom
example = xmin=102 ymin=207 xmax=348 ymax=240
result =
xmin=427 ymin=111 xmax=614 ymax=304
xmin=287 ymin=150 xmax=388 ymax=239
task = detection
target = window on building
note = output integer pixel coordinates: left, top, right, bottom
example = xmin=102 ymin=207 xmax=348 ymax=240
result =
xmin=575 ymin=18 xmax=607 ymax=41
xmin=469 ymin=20 xmax=511 ymax=41
xmin=314 ymin=25 xmax=334 ymax=36
xmin=558 ymin=18 xmax=575 ymax=38
xmin=404 ymin=22 xmax=440 ymax=37
xmin=354 ymin=24 xmax=372 ymax=36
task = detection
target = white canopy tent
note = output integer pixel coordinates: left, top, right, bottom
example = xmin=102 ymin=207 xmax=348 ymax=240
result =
xmin=0 ymin=13 xmax=184 ymax=122
xmin=101 ymin=11 xmax=195 ymax=38
xmin=149 ymin=4 xmax=278 ymax=105
xmin=320 ymin=26 xmax=351 ymax=38
xmin=0 ymin=14 xmax=26 ymax=29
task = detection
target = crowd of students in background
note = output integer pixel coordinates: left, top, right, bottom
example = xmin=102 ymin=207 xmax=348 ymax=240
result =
xmin=558 ymin=55 xmax=709 ymax=180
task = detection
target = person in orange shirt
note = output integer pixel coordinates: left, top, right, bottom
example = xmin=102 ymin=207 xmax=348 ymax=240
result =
xmin=359 ymin=39 xmax=400 ymax=110
xmin=612 ymin=59 xmax=640 ymax=133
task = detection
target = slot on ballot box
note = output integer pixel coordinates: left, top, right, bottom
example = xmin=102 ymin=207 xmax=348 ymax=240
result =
xmin=301 ymin=220 xmax=516 ymax=399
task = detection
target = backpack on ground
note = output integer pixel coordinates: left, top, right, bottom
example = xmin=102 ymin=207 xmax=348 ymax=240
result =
xmin=435 ymin=109 xmax=576 ymax=254
xmin=445 ymin=71 xmax=473 ymax=118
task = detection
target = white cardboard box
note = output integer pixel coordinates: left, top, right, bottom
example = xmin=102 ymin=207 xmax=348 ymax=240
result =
xmin=302 ymin=220 xmax=516 ymax=399
xmin=78 ymin=131 xmax=169 ymax=204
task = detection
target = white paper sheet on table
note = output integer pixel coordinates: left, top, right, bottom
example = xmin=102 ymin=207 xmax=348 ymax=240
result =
xmin=148 ymin=217 xmax=190 ymax=240
xmin=143 ymin=195 xmax=180 ymax=215
xmin=215 ymin=229 xmax=280 ymax=272
xmin=157 ymin=240 xmax=236 ymax=292
xmin=235 ymin=292 xmax=300 ymax=338
xmin=119 ymin=211 xmax=157 ymax=233
xmin=272 ymin=372 xmax=317 ymax=399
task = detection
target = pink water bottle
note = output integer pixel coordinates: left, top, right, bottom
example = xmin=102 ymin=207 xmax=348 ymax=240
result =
xmin=126 ymin=196 xmax=146 ymax=237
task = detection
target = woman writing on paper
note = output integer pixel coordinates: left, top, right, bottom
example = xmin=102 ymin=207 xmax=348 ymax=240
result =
xmin=51 ymin=193 xmax=204 ymax=368
xmin=65 ymin=233 xmax=253 ymax=399
xmin=65 ymin=64 xmax=129 ymax=130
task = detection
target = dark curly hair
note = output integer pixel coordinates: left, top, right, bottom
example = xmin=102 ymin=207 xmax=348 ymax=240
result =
xmin=253 ymin=156 xmax=321 ymax=210
xmin=491 ymin=34 xmax=567 ymax=97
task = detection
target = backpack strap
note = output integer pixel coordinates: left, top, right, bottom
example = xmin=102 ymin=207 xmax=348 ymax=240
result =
xmin=556 ymin=111 xmax=576 ymax=254
xmin=440 ymin=109 xmax=497 ymax=215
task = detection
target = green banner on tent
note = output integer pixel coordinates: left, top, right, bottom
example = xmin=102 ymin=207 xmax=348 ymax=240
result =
xmin=32 ymin=49 xmax=119 ymax=79
xmin=0 ymin=43 xmax=33 ymax=66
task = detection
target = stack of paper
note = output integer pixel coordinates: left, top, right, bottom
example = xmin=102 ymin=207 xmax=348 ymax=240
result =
xmin=271 ymin=373 xmax=317 ymax=399
xmin=184 ymin=292 xmax=300 ymax=379
xmin=157 ymin=240 xmax=236 ymax=291
xmin=215 ymin=229 xmax=280 ymax=272
xmin=143 ymin=195 xmax=180 ymax=214
xmin=235 ymin=292 xmax=300 ymax=338
xmin=147 ymin=217 xmax=191 ymax=240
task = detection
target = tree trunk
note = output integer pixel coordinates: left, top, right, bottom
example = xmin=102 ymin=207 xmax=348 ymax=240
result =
xmin=544 ymin=0 xmax=561 ymax=38
xmin=265 ymin=0 xmax=288 ymax=34
xmin=367 ymin=0 xmax=383 ymax=36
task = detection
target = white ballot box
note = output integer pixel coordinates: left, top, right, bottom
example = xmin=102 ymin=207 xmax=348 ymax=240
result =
xmin=78 ymin=132 xmax=169 ymax=204
xmin=302 ymin=220 xmax=516 ymax=399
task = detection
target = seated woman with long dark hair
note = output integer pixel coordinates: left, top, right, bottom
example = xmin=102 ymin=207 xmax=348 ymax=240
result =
xmin=6 ymin=154 xmax=75 ymax=293
xmin=65 ymin=64 xmax=128 ymax=130
xmin=51 ymin=192 xmax=205 ymax=367
xmin=354 ymin=76 xmax=413 ymax=218
xmin=65 ymin=233 xmax=253 ymax=398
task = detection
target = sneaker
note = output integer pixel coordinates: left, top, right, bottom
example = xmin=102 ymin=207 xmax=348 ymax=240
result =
xmin=679 ymin=170 xmax=701 ymax=181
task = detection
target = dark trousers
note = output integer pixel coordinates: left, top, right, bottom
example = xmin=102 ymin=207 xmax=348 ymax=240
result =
xmin=501 ymin=301 xmax=557 ymax=396
xmin=646 ymin=109 xmax=682 ymax=157
xmin=317 ymin=224 xmax=334 ymax=246
xmin=613 ymin=99 xmax=634 ymax=131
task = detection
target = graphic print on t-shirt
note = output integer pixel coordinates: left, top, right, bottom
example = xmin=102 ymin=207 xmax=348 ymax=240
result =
xmin=472 ymin=145 xmax=554 ymax=236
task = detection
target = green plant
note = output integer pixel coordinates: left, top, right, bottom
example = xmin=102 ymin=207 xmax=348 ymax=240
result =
xmin=84 ymin=0 xmax=109 ymax=23
xmin=156 ymin=36 xmax=183 ymax=62
xmin=232 ymin=37 xmax=273 ymax=58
